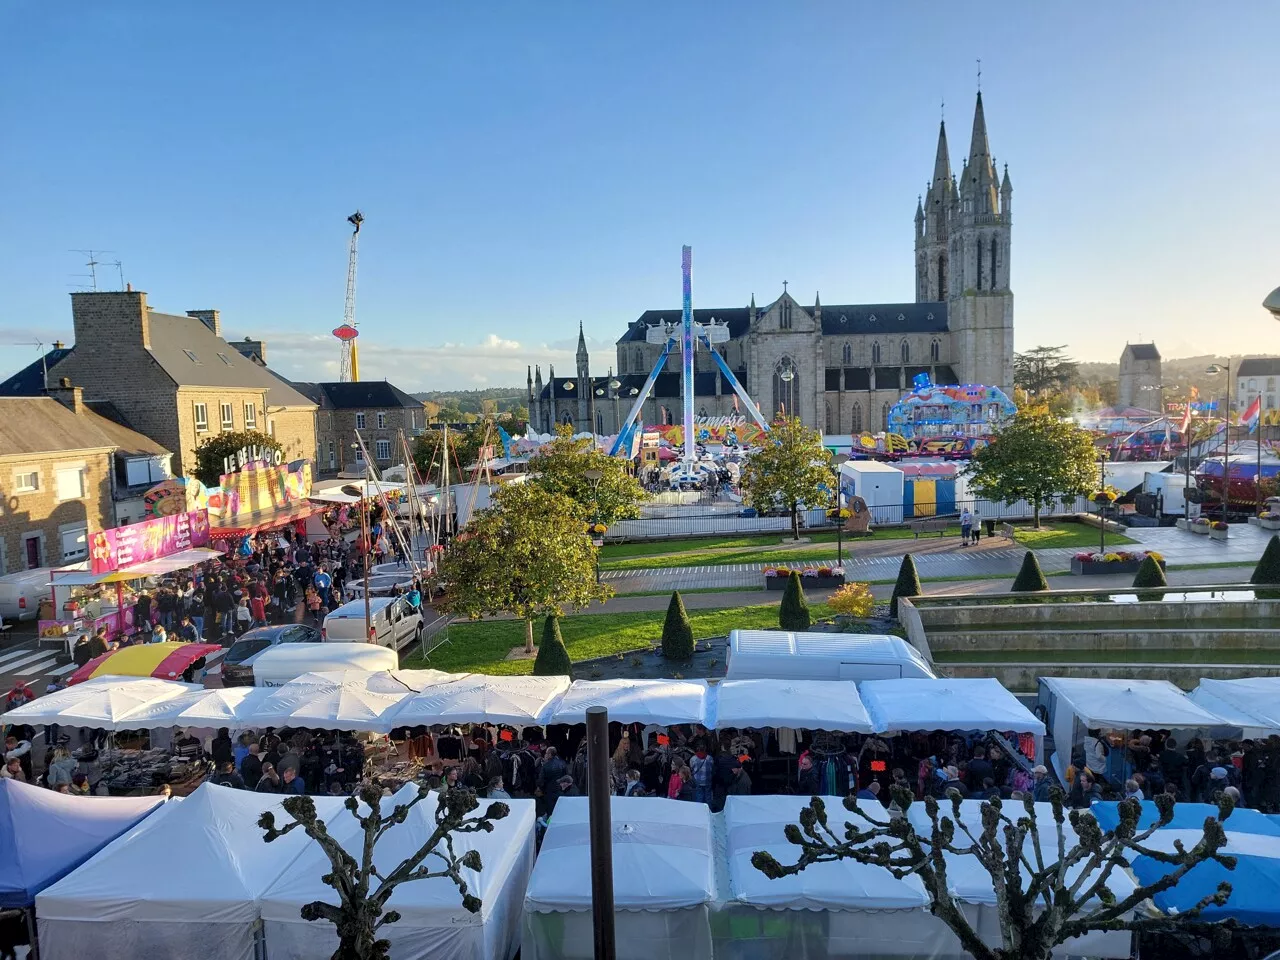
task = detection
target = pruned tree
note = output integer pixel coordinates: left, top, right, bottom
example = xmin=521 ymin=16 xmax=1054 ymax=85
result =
xmin=533 ymin=614 xmax=573 ymax=677
xmin=779 ymin=571 xmax=811 ymax=630
xmin=752 ymin=789 xmax=1237 ymax=960
xmin=260 ymin=783 xmax=510 ymax=960
xmin=1011 ymin=551 xmax=1048 ymax=592
xmin=739 ymin=416 xmax=832 ymax=540
xmin=661 ymin=590 xmax=694 ymax=661
xmin=890 ymin=554 xmax=922 ymax=618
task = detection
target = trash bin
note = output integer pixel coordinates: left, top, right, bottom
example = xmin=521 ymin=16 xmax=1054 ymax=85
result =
xmin=984 ymin=519 xmax=996 ymax=536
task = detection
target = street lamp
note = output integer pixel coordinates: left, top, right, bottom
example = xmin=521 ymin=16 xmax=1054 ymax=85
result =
xmin=1206 ymin=363 xmax=1232 ymax=522
xmin=584 ymin=468 xmax=604 ymax=583
xmin=779 ymin=366 xmax=795 ymax=418
xmin=609 ymin=379 xmax=621 ymax=435
xmin=1265 ymin=286 xmax=1280 ymax=321
xmin=351 ymin=441 xmax=373 ymax=640
xmin=832 ymin=454 xmax=849 ymax=565
xmin=1097 ymin=451 xmax=1109 ymax=555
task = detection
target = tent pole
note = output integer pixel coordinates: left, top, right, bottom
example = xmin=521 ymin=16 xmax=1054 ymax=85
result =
xmin=25 ymin=905 xmax=39 ymax=960
xmin=586 ymin=705 xmax=616 ymax=960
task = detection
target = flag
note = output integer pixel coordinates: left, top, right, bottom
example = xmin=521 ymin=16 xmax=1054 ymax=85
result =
xmin=1179 ymin=402 xmax=1193 ymax=437
xmin=1243 ymin=395 xmax=1262 ymax=434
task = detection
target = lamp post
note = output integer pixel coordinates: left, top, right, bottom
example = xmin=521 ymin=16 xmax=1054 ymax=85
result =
xmin=1206 ymin=362 xmax=1232 ymax=522
xmin=351 ymin=441 xmax=373 ymax=641
xmin=584 ymin=468 xmax=603 ymax=583
xmin=832 ymin=454 xmax=849 ymax=564
xmin=779 ymin=365 xmax=795 ymax=419
xmin=608 ymin=379 xmax=621 ymax=435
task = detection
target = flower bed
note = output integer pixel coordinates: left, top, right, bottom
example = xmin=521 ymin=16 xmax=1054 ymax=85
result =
xmin=1209 ymin=521 xmax=1229 ymax=541
xmin=1070 ymin=550 xmax=1165 ymax=576
xmin=1259 ymin=512 xmax=1280 ymax=531
xmin=1187 ymin=518 xmax=1212 ymax=535
xmin=763 ymin=566 xmax=846 ymax=590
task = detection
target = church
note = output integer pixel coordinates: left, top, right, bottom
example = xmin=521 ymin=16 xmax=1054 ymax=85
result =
xmin=528 ymin=92 xmax=1014 ymax=438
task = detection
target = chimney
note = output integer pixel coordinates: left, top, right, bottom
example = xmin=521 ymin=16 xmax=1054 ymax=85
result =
xmin=49 ymin=377 xmax=86 ymax=416
xmin=52 ymin=340 xmax=65 ymax=349
xmin=186 ymin=309 xmax=221 ymax=337
xmin=232 ymin=337 xmax=267 ymax=365
xmin=71 ymin=289 xmax=150 ymax=350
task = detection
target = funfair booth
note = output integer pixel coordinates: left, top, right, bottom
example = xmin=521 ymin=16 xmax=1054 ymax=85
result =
xmin=523 ymin=796 xmax=716 ymax=960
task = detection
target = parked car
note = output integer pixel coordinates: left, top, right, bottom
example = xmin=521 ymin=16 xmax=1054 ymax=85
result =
xmin=220 ymin=624 xmax=322 ymax=686
xmin=250 ymin=643 xmax=398 ymax=687
xmin=322 ymin=596 xmax=423 ymax=650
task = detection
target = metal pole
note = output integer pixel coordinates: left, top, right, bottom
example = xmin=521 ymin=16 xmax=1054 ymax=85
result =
xmin=361 ymin=483 xmax=372 ymax=641
xmin=585 ymin=705 xmax=616 ymax=960
xmin=1223 ymin=364 xmax=1231 ymax=523
xmin=1099 ymin=455 xmax=1106 ymax=556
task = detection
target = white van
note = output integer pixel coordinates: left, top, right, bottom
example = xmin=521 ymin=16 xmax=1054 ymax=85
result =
xmin=725 ymin=630 xmax=936 ymax=682
xmin=250 ymin=643 xmax=399 ymax=688
xmin=0 ymin=568 xmax=55 ymax=622
xmin=322 ymin=597 xmax=423 ymax=650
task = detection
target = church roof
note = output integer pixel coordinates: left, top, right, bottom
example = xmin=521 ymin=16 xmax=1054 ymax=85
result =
xmin=617 ymin=301 xmax=947 ymax=344
xmin=1124 ymin=343 xmax=1161 ymax=361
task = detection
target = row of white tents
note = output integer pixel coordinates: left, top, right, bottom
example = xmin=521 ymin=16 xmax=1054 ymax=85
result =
xmin=4 ymin=672 xmax=1048 ymax=739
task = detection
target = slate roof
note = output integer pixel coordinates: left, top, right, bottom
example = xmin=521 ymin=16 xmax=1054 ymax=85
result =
xmin=1237 ymin=357 xmax=1280 ymax=378
xmin=0 ymin=397 xmax=171 ymax=458
xmin=616 ymin=300 xmax=948 ymax=343
xmin=536 ymin=370 xmax=749 ymax=401
xmin=310 ymin=381 xmax=423 ymax=409
xmin=1124 ymin=343 xmax=1161 ymax=361
xmin=0 ymin=347 xmax=74 ymax=396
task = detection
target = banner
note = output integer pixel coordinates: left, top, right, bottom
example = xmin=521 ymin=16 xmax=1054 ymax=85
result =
xmin=207 ymin=460 xmax=312 ymax=520
xmin=143 ymin=476 xmax=210 ymax=518
xmin=652 ymin=417 xmax=768 ymax=448
xmin=90 ymin=510 xmax=211 ymax=574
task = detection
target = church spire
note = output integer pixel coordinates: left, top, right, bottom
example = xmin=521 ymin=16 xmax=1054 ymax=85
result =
xmin=960 ymin=91 xmax=998 ymax=215
xmin=968 ymin=91 xmax=991 ymax=172
xmin=576 ymin=321 xmax=588 ymax=361
xmin=932 ymin=119 xmax=952 ymax=189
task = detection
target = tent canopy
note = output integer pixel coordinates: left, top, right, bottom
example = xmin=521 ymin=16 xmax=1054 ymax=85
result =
xmin=526 ymin=796 xmax=714 ymax=912
xmin=394 ymin=675 xmax=571 ymax=727
xmin=114 ymin=686 xmax=276 ymax=729
xmin=860 ymin=678 xmax=1044 ymax=735
xmin=1091 ymin=802 xmax=1280 ymax=926
xmin=713 ymin=679 xmax=873 ymax=733
xmin=71 ymin=642 xmax=222 ymax=685
xmin=0 ymin=780 xmax=162 ymax=908
xmin=547 ymin=679 xmax=709 ymax=727
xmin=1040 ymin=677 xmax=1227 ymax=729
xmin=49 ymin=547 xmax=222 ymax=586
xmin=4 ymin=676 xmax=200 ymax=730
xmin=252 ymin=671 xmax=411 ymax=733
xmin=1189 ymin=678 xmax=1280 ymax=736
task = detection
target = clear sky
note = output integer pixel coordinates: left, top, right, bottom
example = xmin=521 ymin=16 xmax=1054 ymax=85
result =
xmin=2 ymin=3 xmax=1277 ymax=390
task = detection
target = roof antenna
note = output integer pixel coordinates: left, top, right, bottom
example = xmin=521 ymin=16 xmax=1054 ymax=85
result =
xmin=110 ymin=260 xmax=125 ymax=290
xmin=71 ymin=249 xmax=113 ymax=292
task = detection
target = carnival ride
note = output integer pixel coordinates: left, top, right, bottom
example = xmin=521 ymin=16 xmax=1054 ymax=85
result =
xmin=334 ymin=211 xmax=364 ymax=383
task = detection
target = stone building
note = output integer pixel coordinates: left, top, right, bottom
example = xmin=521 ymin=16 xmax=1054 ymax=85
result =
xmin=0 ymin=291 xmax=318 ymax=478
xmin=0 ymin=390 xmax=171 ymax=573
xmin=1236 ymin=357 xmax=1280 ymax=416
xmin=1117 ymin=343 xmax=1163 ymax=410
xmin=529 ymin=93 xmax=1014 ymax=436
xmin=291 ymin=381 xmax=426 ymax=476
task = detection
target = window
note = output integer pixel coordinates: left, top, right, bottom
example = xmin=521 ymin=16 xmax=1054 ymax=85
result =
xmin=327 ymin=411 xmax=334 ymax=429
xmin=871 ymin=343 xmax=881 ymax=364
xmin=1269 ymin=378 xmax=1277 ymax=392
xmin=55 ymin=465 xmax=85 ymax=501
xmin=267 ymin=418 xmax=276 ymax=437
xmin=375 ymin=439 xmax=392 ymax=461
xmin=23 ymin=535 xmax=42 ymax=570
xmin=976 ymin=241 xmax=984 ymax=291
xmin=930 ymin=339 xmax=941 ymax=362
xmin=217 ymin=353 xmax=234 ymax=365
xmin=850 ymin=403 xmax=863 ymax=434
xmin=220 ymin=402 xmax=234 ymax=431
xmin=825 ymin=402 xmax=833 ymax=433
xmin=780 ymin=300 xmax=793 ymax=330
xmin=410 ymin=410 xmax=418 ymax=430
xmin=842 ymin=343 xmax=852 ymax=364
xmin=13 ymin=470 xmax=38 ymax=494
xmin=882 ymin=402 xmax=892 ymax=431
xmin=937 ymin=254 xmax=946 ymax=300
xmin=59 ymin=524 xmax=87 ymax=563
xmin=377 ymin=412 xmax=386 ymax=429
xmin=354 ymin=445 xmax=365 ymax=464
xmin=900 ymin=340 xmax=910 ymax=364
xmin=327 ymin=441 xmax=336 ymax=469
xmin=355 ymin=412 xmax=366 ymax=429
xmin=244 ymin=402 xmax=257 ymax=429
xmin=124 ymin=457 xmax=168 ymax=486
xmin=194 ymin=403 xmax=209 ymax=433
xmin=989 ymin=237 xmax=998 ymax=288
xmin=183 ymin=349 xmax=200 ymax=364
xmin=1249 ymin=379 xmax=1258 ymax=392
xmin=772 ymin=357 xmax=798 ymax=417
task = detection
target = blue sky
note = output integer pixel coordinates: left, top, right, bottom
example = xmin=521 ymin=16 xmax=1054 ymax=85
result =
xmin=2 ymin=3 xmax=1277 ymax=390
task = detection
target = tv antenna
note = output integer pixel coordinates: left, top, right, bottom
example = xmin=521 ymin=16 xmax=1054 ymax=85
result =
xmin=110 ymin=260 xmax=125 ymax=290
xmin=70 ymin=249 xmax=114 ymax=291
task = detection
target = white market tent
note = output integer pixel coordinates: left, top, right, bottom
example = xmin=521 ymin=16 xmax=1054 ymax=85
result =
xmin=261 ymin=791 xmax=536 ymax=960
xmin=1189 ymin=678 xmax=1280 ymax=738
xmin=35 ymin=784 xmax=357 ymax=960
xmin=860 ymin=678 xmax=1045 ymax=736
xmin=364 ymin=668 xmax=469 ymax=694
xmin=722 ymin=794 xmax=951 ymax=957
xmin=523 ymin=796 xmax=716 ymax=960
xmin=904 ymin=799 xmax=1135 ymax=959
xmin=394 ymin=675 xmax=572 ymax=727
xmin=113 ymin=685 xmax=276 ymax=729
xmin=547 ymin=679 xmax=710 ymax=727
xmin=251 ymin=670 xmax=412 ymax=733
xmin=3 ymin=676 xmax=201 ymax=730
xmin=713 ymin=679 xmax=874 ymax=732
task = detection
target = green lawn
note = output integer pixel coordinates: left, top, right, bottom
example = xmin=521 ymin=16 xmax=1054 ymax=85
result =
xmin=402 ymin=602 xmax=832 ymax=675
xmin=602 ymin=544 xmax=853 ymax=571
xmin=1012 ymin=522 xmax=1135 ymax=550
xmin=935 ymin=648 xmax=1280 ymax=665
xmin=600 ymin=532 xmax=839 ymax=561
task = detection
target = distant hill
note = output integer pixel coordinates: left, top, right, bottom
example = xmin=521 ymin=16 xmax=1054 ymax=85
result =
xmin=414 ymin=388 xmax=526 ymax=415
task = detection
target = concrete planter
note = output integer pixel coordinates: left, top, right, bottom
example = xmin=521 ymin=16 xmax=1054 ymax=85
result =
xmin=1188 ymin=523 xmax=1211 ymax=535
xmin=1069 ymin=558 xmax=1163 ymax=576
xmin=1259 ymin=518 xmax=1280 ymax=531
xmin=1209 ymin=527 xmax=1230 ymax=541
xmin=765 ymin=574 xmax=845 ymax=591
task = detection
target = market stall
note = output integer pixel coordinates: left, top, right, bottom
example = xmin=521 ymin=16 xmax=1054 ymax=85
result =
xmin=35 ymin=784 xmax=358 ymax=960
xmin=546 ymin=679 xmax=710 ymax=727
xmin=1037 ymin=677 xmax=1236 ymax=785
xmin=393 ymin=675 xmax=572 ymax=728
xmin=712 ymin=680 xmax=874 ymax=733
xmin=261 ymin=789 xmax=536 ymax=960
xmin=523 ymin=796 xmax=716 ymax=960
xmin=251 ymin=670 xmax=413 ymax=733
xmin=111 ymin=685 xmax=275 ymax=730
xmin=70 ymin=641 xmax=223 ymax=685
xmin=1188 ymin=677 xmax=1280 ymax=738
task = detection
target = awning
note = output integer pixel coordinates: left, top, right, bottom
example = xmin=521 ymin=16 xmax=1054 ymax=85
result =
xmin=308 ymin=491 xmax=360 ymax=505
xmin=70 ymin=642 xmax=223 ymax=685
xmin=209 ymin=502 xmax=321 ymax=539
xmin=49 ymin=547 xmax=223 ymax=585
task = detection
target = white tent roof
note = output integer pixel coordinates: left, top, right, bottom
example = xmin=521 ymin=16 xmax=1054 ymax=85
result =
xmin=364 ymin=669 xmax=469 ymax=694
xmin=713 ymin=680 xmax=874 ymax=732
xmin=36 ymin=784 xmax=357 ymax=924
xmin=252 ymin=671 xmax=412 ymax=733
xmin=394 ymin=675 xmax=571 ymax=727
xmin=4 ymin=677 xmax=201 ymax=730
xmin=1189 ymin=678 xmax=1280 ymax=735
xmin=526 ymin=796 xmax=714 ymax=912
xmin=724 ymin=795 xmax=928 ymax=910
xmin=547 ymin=679 xmax=709 ymax=727
xmin=111 ymin=686 xmax=276 ymax=729
xmin=860 ymin=678 xmax=1044 ymax=735
xmin=1040 ymin=677 xmax=1226 ymax=729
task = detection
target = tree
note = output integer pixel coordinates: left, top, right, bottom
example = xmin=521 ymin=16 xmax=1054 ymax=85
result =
xmin=436 ymin=483 xmax=611 ymax=654
xmin=965 ymin=411 xmax=1098 ymax=528
xmin=779 ymin=572 xmax=812 ymax=630
xmin=259 ymin=783 xmax=510 ymax=960
xmin=752 ymin=791 xmax=1237 ymax=960
xmin=527 ymin=426 xmax=647 ymax=525
xmin=740 ymin=417 xmax=832 ymax=540
xmin=1251 ymin=535 xmax=1280 ymax=585
xmin=1011 ymin=551 xmax=1048 ymax=592
xmin=890 ymin=554 xmax=922 ymax=618
xmin=533 ymin=614 xmax=573 ymax=677
xmin=1133 ymin=554 xmax=1168 ymax=589
xmin=1014 ymin=345 xmax=1078 ymax=397
xmin=661 ymin=590 xmax=694 ymax=660
xmin=190 ymin=430 xmax=283 ymax=487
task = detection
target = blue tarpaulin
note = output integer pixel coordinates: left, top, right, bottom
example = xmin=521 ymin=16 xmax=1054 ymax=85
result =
xmin=0 ymin=778 xmax=163 ymax=907
xmin=1092 ymin=801 xmax=1280 ymax=926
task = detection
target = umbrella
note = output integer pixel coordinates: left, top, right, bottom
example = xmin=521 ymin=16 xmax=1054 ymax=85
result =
xmin=70 ymin=642 xmax=224 ymax=685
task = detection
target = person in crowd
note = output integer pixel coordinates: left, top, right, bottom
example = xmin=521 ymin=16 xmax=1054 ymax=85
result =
xmin=796 ymin=755 xmax=820 ymax=796
xmin=1031 ymin=765 xmax=1054 ymax=802
xmin=210 ymin=728 xmax=234 ymax=768
xmin=1082 ymin=730 xmax=1109 ymax=777
xmin=156 ymin=784 xmax=172 ymax=800
xmin=1069 ymin=772 xmax=1101 ymax=808
xmin=855 ymin=780 xmax=882 ymax=805
xmin=667 ymin=760 xmax=689 ymax=800
xmin=256 ymin=763 xmax=281 ymax=793
xmin=133 ymin=591 xmax=152 ymax=631
xmin=966 ymin=747 xmax=993 ymax=791
xmin=209 ymin=760 xmax=245 ymax=789
xmin=46 ymin=746 xmax=76 ymax=791
xmin=940 ymin=765 xmax=969 ymax=798
xmin=240 ymin=744 xmax=263 ymax=791
xmin=487 ymin=776 xmax=512 ymax=800
xmin=1223 ymin=785 xmax=1242 ymax=806
xmin=4 ymin=736 xmax=31 ymax=783
xmin=174 ymin=729 xmax=202 ymax=761
xmin=1123 ymin=778 xmax=1144 ymax=800
xmin=959 ymin=507 xmax=973 ymax=546
xmin=177 ymin=615 xmax=200 ymax=643
xmin=4 ymin=683 xmax=34 ymax=713
xmin=281 ymin=767 xmax=306 ymax=795
xmin=623 ymin=768 xmax=647 ymax=797
xmin=69 ymin=772 xmax=90 ymax=796
xmin=537 ymin=746 xmax=567 ymax=814
xmin=726 ymin=759 xmax=752 ymax=797
xmin=1159 ymin=737 xmax=1187 ymax=793
xmin=688 ymin=744 xmax=714 ymax=805
xmin=249 ymin=592 xmax=267 ymax=628
xmin=978 ymin=777 xmax=1001 ymax=801
xmin=234 ymin=597 xmax=252 ymax=636
xmin=149 ymin=623 xmax=167 ymax=644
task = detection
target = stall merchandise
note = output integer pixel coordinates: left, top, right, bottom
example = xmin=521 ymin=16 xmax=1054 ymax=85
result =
xmin=713 ymin=680 xmax=874 ymax=733
xmin=260 ymin=789 xmax=536 ymax=960
xmin=95 ymin=747 xmax=206 ymax=795
xmin=251 ymin=670 xmax=413 ymax=733
xmin=546 ymin=679 xmax=710 ymax=727
xmin=1092 ymin=801 xmax=1280 ymax=927
xmin=35 ymin=784 xmax=358 ymax=960
xmin=70 ymin=641 xmax=223 ymax=685
xmin=0 ymin=779 xmax=163 ymax=908
xmin=394 ymin=675 xmax=572 ymax=728
xmin=1188 ymin=678 xmax=1280 ymax=738
xmin=523 ymin=796 xmax=716 ymax=960
xmin=2 ymin=676 xmax=200 ymax=731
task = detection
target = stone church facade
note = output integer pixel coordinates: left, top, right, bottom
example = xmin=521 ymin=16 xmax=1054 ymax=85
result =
xmin=529 ymin=93 xmax=1014 ymax=437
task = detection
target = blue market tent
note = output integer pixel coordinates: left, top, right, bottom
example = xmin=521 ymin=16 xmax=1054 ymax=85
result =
xmin=0 ymin=779 xmax=163 ymax=907
xmin=1092 ymin=801 xmax=1280 ymax=926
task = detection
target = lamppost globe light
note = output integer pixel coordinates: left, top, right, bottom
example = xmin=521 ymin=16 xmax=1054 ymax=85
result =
xmin=609 ymin=379 xmax=621 ymax=390
xmin=779 ymin=369 xmax=795 ymax=383
xmin=1265 ymin=286 xmax=1280 ymax=321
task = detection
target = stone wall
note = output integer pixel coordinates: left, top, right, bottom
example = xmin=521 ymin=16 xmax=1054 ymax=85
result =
xmin=319 ymin=406 xmax=419 ymax=475
xmin=268 ymin=407 xmax=319 ymax=468
xmin=0 ymin=449 xmax=114 ymax=574
xmin=176 ymin=386 xmax=270 ymax=478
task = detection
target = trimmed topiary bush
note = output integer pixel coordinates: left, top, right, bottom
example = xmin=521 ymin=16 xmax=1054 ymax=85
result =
xmin=661 ymin=590 xmax=695 ymax=660
xmin=1011 ymin=551 xmax=1049 ymax=592
xmin=1132 ymin=554 xmax=1168 ymax=589
xmin=779 ymin=571 xmax=812 ymax=631
xmin=890 ymin=554 xmax=922 ymax=619
xmin=1251 ymin=535 xmax=1280 ymax=585
xmin=532 ymin=614 xmax=573 ymax=677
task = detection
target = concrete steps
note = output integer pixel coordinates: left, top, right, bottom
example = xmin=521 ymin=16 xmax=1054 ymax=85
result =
xmin=928 ymin=626 xmax=1280 ymax=653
